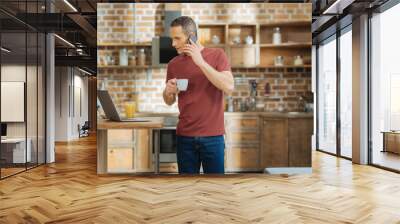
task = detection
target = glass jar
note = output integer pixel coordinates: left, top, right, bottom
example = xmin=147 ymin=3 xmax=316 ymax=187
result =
xmin=294 ymin=55 xmax=304 ymax=66
xmin=272 ymin=27 xmax=282 ymax=45
xmin=138 ymin=48 xmax=146 ymax=66
xmin=119 ymin=48 xmax=128 ymax=66
xmin=274 ymin=56 xmax=284 ymax=66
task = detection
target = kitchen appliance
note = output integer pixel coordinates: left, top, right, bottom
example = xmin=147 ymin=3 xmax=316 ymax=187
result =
xmin=1 ymin=123 xmax=7 ymax=139
xmin=153 ymin=116 xmax=178 ymax=164
xmin=247 ymin=80 xmax=258 ymax=112
xmin=152 ymin=36 xmax=178 ymax=67
xmin=151 ymin=9 xmax=180 ymax=67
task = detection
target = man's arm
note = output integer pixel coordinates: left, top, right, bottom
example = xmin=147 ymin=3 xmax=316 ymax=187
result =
xmin=163 ymin=78 xmax=178 ymax=106
xmin=183 ymin=41 xmax=234 ymax=95
xmin=197 ymin=63 xmax=234 ymax=95
xmin=163 ymin=88 xmax=176 ymax=105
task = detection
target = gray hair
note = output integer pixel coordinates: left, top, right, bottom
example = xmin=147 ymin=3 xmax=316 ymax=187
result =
xmin=170 ymin=16 xmax=197 ymax=37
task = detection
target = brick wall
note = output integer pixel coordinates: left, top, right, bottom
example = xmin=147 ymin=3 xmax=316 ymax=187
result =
xmin=97 ymin=3 xmax=312 ymax=115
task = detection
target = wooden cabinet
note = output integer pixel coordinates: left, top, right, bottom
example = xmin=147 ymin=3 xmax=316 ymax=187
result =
xmin=260 ymin=116 xmax=313 ymax=168
xmin=288 ymin=118 xmax=313 ymax=166
xmin=107 ymin=129 xmax=153 ymax=173
xmin=224 ymin=115 xmax=261 ymax=172
xmin=383 ymin=132 xmax=400 ymax=154
xmin=260 ymin=118 xmax=288 ymax=168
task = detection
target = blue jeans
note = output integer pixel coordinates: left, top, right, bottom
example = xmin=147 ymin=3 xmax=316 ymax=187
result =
xmin=176 ymin=135 xmax=225 ymax=174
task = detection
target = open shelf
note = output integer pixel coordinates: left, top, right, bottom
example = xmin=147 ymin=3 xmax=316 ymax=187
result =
xmin=97 ymin=21 xmax=312 ymax=70
xmin=203 ymin=44 xmax=226 ymax=48
xmin=260 ymin=23 xmax=310 ymax=45
xmin=97 ymin=43 xmax=152 ymax=47
xmin=259 ymin=20 xmax=310 ymax=27
xmin=259 ymin=42 xmax=311 ymax=48
xmin=198 ymin=24 xmax=226 ymax=46
xmin=228 ymin=24 xmax=257 ymax=45
xmin=98 ymin=65 xmax=151 ymax=69
xmin=260 ymin=47 xmax=310 ymax=67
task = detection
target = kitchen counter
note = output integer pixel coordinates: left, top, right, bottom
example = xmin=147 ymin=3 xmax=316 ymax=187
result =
xmin=225 ymin=111 xmax=313 ymax=118
xmin=97 ymin=112 xmax=313 ymax=175
xmin=97 ymin=116 xmax=165 ymax=175
xmin=98 ymin=117 xmax=165 ymax=129
xmin=134 ymin=111 xmax=313 ymax=118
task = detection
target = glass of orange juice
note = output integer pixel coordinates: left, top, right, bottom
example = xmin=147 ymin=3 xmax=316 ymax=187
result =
xmin=124 ymin=101 xmax=136 ymax=118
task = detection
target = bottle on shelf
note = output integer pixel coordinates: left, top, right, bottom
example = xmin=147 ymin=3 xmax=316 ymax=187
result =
xmin=119 ymin=48 xmax=128 ymax=66
xmin=294 ymin=55 xmax=304 ymax=66
xmin=138 ymin=48 xmax=146 ymax=66
xmin=227 ymin=96 xmax=234 ymax=112
xmin=129 ymin=50 xmax=136 ymax=66
xmin=272 ymin=27 xmax=282 ymax=45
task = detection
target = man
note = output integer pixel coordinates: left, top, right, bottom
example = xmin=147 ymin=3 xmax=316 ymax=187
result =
xmin=163 ymin=16 xmax=234 ymax=174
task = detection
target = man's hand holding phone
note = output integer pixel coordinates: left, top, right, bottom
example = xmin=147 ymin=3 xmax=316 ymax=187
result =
xmin=182 ymin=36 xmax=205 ymax=67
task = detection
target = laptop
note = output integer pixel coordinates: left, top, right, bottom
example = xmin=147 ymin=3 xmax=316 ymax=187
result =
xmin=97 ymin=90 xmax=149 ymax=122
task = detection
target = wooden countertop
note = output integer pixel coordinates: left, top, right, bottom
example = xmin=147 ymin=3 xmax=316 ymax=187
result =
xmin=225 ymin=112 xmax=313 ymax=118
xmin=98 ymin=117 xmax=164 ymax=130
xmin=134 ymin=112 xmax=313 ymax=118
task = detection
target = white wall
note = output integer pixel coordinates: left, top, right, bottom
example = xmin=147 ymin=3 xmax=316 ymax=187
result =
xmin=55 ymin=67 xmax=89 ymax=141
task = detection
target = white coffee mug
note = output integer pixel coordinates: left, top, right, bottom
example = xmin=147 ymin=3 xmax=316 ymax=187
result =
xmin=176 ymin=79 xmax=188 ymax=91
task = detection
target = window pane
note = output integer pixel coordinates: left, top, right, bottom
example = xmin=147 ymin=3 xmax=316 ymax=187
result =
xmin=371 ymin=3 xmax=400 ymax=171
xmin=1 ymin=31 xmax=28 ymax=177
xmin=340 ymin=28 xmax=352 ymax=158
xmin=318 ymin=36 xmax=337 ymax=154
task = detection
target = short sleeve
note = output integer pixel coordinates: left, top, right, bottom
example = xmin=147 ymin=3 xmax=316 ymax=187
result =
xmin=215 ymin=49 xmax=231 ymax=72
xmin=166 ymin=62 xmax=175 ymax=83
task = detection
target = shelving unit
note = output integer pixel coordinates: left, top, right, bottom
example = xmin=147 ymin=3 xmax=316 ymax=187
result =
xmin=258 ymin=21 xmax=311 ymax=67
xmin=98 ymin=42 xmax=152 ymax=68
xmin=198 ymin=21 xmax=311 ymax=68
xmin=97 ymin=20 xmax=311 ymax=70
xmin=97 ymin=42 xmax=152 ymax=47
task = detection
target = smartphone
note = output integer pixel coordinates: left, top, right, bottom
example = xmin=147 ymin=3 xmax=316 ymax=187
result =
xmin=187 ymin=34 xmax=197 ymax=44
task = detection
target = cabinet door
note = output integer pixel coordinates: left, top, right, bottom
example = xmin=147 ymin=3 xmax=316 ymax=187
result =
xmin=107 ymin=129 xmax=135 ymax=173
xmin=288 ymin=118 xmax=313 ymax=167
xmin=134 ymin=129 xmax=154 ymax=172
xmin=261 ymin=118 xmax=288 ymax=168
xmin=225 ymin=145 xmax=260 ymax=172
xmin=224 ymin=116 xmax=261 ymax=172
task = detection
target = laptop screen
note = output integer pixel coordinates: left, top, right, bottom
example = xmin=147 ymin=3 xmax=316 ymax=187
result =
xmin=97 ymin=90 xmax=121 ymax=121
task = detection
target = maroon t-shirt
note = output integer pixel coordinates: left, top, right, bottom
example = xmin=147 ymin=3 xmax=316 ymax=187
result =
xmin=166 ymin=48 xmax=231 ymax=137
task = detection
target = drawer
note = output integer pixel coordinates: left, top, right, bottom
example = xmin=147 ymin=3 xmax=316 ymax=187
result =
xmin=226 ymin=131 xmax=259 ymax=143
xmin=225 ymin=147 xmax=260 ymax=169
xmin=226 ymin=118 xmax=259 ymax=129
xmin=108 ymin=129 xmax=134 ymax=148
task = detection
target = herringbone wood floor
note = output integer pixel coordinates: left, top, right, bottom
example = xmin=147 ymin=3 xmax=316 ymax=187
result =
xmin=1 ymin=135 xmax=400 ymax=224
